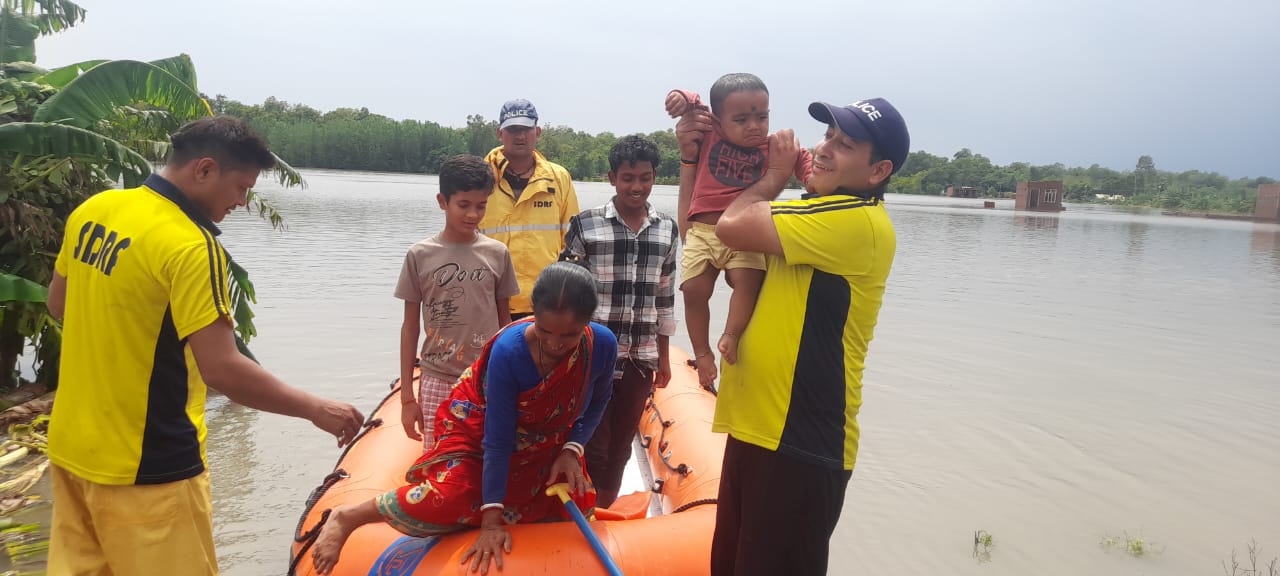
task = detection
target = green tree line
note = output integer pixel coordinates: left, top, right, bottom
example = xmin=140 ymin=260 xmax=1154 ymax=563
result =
xmin=220 ymin=96 xmax=1274 ymax=214
xmin=212 ymin=96 xmax=685 ymax=184
xmin=890 ymin=150 xmax=1273 ymax=214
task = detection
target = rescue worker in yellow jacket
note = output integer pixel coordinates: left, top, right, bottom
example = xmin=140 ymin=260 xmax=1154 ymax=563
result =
xmin=481 ymin=99 xmax=581 ymax=320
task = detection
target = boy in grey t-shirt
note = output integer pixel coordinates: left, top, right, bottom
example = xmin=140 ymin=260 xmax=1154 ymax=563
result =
xmin=395 ymin=155 xmax=519 ymax=449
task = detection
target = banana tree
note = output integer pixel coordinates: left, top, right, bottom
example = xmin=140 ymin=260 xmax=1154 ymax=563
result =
xmin=1 ymin=49 xmax=304 ymax=388
xmin=0 ymin=150 xmax=92 ymax=389
xmin=0 ymin=0 xmax=86 ymax=65
xmin=0 ymin=271 xmax=58 ymax=389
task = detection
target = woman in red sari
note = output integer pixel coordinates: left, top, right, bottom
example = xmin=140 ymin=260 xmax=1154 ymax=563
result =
xmin=312 ymin=263 xmax=618 ymax=575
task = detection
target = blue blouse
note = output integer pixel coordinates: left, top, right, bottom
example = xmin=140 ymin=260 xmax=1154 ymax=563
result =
xmin=480 ymin=322 xmax=617 ymax=505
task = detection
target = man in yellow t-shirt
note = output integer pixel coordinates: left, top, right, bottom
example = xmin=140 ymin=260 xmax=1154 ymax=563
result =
xmin=45 ymin=116 xmax=365 ymax=576
xmin=678 ymin=98 xmax=908 ymax=576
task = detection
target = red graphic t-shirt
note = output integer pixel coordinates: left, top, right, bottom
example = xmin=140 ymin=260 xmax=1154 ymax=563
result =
xmin=688 ymin=130 xmax=814 ymax=219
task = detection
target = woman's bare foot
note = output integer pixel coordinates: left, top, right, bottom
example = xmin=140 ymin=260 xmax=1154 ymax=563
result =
xmin=311 ymin=504 xmax=371 ymax=575
xmin=717 ymin=332 xmax=740 ymax=365
xmin=694 ymin=352 xmax=718 ymax=390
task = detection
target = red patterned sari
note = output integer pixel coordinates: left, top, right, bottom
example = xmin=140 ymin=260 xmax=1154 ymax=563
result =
xmin=376 ymin=319 xmax=597 ymax=536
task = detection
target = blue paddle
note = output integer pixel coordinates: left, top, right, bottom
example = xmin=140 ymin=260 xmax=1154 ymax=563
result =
xmin=546 ymin=483 xmax=625 ymax=576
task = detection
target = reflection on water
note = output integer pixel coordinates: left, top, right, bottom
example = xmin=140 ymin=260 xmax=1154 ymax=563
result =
xmin=204 ymin=399 xmax=264 ymax=569
xmin=1012 ymin=213 xmax=1061 ymax=231
xmin=1252 ymin=224 xmax=1280 ymax=270
xmin=1125 ymin=221 xmax=1150 ymax=264
xmin=209 ymin=171 xmax=1280 ymax=576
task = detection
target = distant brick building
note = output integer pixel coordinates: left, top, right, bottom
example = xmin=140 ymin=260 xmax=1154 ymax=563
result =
xmin=1256 ymin=184 xmax=1280 ymax=221
xmin=946 ymin=186 xmax=979 ymax=198
xmin=1015 ymin=180 xmax=1065 ymax=212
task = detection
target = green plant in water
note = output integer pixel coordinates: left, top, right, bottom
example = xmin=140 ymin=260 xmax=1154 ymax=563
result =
xmin=973 ymin=529 xmax=995 ymax=563
xmin=1100 ymin=530 xmax=1163 ymax=558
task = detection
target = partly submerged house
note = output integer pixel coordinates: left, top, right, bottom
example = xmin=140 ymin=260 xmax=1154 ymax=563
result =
xmin=1015 ymin=180 xmax=1065 ymax=212
xmin=1256 ymin=184 xmax=1280 ymax=222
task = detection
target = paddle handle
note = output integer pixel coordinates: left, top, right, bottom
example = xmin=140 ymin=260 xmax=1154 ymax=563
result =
xmin=546 ymin=483 xmax=624 ymax=576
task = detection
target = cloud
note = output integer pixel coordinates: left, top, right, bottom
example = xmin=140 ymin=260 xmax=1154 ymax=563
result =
xmin=35 ymin=0 xmax=1280 ymax=177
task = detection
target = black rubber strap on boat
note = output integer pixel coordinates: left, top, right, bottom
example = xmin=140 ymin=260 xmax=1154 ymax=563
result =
xmin=645 ymin=391 xmax=691 ymax=477
xmin=330 ymin=415 xmax=383 ymax=471
xmin=292 ymin=469 xmax=349 ymax=543
xmin=286 ymin=383 xmax=398 ymax=574
xmin=643 ymin=390 xmax=718 ymax=510
xmin=288 ymin=508 xmax=331 ymax=576
xmin=672 ymin=498 xmax=718 ymax=514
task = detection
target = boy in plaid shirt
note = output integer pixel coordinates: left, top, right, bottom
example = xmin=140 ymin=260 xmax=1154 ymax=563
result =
xmin=559 ymin=135 xmax=680 ymax=507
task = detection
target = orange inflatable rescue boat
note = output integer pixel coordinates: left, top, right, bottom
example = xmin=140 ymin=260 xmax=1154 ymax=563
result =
xmin=288 ymin=347 xmax=725 ymax=575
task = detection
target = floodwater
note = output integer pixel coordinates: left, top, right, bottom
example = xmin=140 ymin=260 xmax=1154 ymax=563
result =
xmin=30 ymin=168 xmax=1280 ymax=575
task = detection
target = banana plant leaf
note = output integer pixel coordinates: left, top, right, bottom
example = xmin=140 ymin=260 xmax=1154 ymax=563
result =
xmin=0 ymin=272 xmax=46 ymax=303
xmin=0 ymin=121 xmax=150 ymax=185
xmin=33 ymin=59 xmax=211 ymax=128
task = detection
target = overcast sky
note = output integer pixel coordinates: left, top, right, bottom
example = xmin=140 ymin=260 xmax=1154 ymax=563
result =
xmin=35 ymin=0 xmax=1280 ymax=178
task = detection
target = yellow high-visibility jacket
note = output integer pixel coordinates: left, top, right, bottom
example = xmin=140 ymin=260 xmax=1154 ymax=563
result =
xmin=481 ymin=146 xmax=580 ymax=314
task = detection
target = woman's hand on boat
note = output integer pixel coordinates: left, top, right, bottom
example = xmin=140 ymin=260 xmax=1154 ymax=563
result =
xmin=400 ymin=399 xmax=423 ymax=441
xmin=547 ymin=450 xmax=590 ymax=496
xmin=462 ymin=518 xmax=511 ymax=575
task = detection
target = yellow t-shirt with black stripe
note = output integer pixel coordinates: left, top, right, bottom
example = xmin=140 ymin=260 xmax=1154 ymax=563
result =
xmin=51 ymin=174 xmax=232 ymax=485
xmin=713 ymin=193 xmax=896 ymax=470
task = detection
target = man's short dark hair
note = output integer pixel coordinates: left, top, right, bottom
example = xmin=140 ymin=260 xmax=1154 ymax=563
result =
xmin=868 ymin=142 xmax=892 ymax=196
xmin=608 ymin=135 xmax=661 ymax=173
xmin=709 ymin=73 xmax=769 ymax=117
xmin=439 ymin=154 xmax=496 ymax=199
xmin=168 ymin=116 xmax=276 ymax=172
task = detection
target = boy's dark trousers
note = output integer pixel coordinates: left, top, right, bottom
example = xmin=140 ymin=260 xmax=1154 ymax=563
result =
xmin=584 ymin=359 xmax=653 ymax=508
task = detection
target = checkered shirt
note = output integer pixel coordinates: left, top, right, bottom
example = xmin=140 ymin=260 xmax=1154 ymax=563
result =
xmin=560 ymin=201 xmax=679 ymax=377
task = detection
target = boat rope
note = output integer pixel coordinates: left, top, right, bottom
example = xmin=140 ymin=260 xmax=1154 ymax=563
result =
xmin=286 ymin=373 xmax=717 ymax=573
xmin=286 ymin=383 xmax=397 ymax=575
xmin=287 ymin=507 xmax=331 ymax=576
xmin=672 ymin=498 xmax=717 ymax=514
xmin=639 ymin=388 xmax=719 ymax=512
xmin=331 ymin=415 xmax=384 ymax=472
xmin=684 ymin=358 xmax=717 ymax=397
xmin=640 ymin=391 xmax=691 ymax=481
